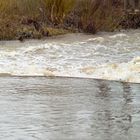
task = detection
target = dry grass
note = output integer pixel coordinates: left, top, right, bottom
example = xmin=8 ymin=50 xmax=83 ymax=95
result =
xmin=0 ymin=0 xmax=124 ymax=40
xmin=72 ymin=0 xmax=122 ymax=32
xmin=41 ymin=0 xmax=75 ymax=23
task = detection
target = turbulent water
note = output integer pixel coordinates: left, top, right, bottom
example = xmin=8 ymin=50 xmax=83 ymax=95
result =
xmin=0 ymin=30 xmax=140 ymax=83
xmin=0 ymin=31 xmax=140 ymax=139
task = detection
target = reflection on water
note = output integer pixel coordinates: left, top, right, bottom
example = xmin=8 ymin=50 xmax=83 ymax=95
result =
xmin=0 ymin=77 xmax=140 ymax=140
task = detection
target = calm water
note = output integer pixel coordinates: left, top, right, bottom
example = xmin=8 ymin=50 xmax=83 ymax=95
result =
xmin=0 ymin=77 xmax=139 ymax=140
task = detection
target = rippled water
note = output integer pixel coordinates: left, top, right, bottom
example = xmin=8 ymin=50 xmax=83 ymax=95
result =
xmin=0 ymin=77 xmax=139 ymax=140
xmin=0 ymin=30 xmax=139 ymax=83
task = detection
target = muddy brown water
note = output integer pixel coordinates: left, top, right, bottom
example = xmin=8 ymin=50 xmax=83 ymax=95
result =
xmin=0 ymin=77 xmax=139 ymax=140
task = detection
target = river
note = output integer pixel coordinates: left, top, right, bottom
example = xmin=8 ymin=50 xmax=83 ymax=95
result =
xmin=0 ymin=77 xmax=140 ymax=140
xmin=0 ymin=30 xmax=139 ymax=83
xmin=0 ymin=30 xmax=140 ymax=139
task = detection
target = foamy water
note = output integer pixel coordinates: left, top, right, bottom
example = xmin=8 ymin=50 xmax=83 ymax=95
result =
xmin=0 ymin=30 xmax=140 ymax=83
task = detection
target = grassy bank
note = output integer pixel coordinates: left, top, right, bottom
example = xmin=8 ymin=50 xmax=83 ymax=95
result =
xmin=0 ymin=0 xmax=135 ymax=40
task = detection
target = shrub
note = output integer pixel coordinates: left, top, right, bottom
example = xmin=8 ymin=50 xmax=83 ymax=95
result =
xmin=41 ymin=0 xmax=75 ymax=24
xmin=0 ymin=0 xmax=124 ymax=40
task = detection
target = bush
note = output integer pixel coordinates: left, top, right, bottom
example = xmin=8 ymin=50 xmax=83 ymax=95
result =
xmin=41 ymin=0 xmax=75 ymax=24
xmin=0 ymin=0 xmax=124 ymax=40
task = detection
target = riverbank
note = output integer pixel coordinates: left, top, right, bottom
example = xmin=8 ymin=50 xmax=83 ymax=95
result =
xmin=0 ymin=14 xmax=120 ymax=41
xmin=0 ymin=0 xmax=140 ymax=41
xmin=0 ymin=0 xmax=124 ymax=40
xmin=0 ymin=14 xmax=121 ymax=41
xmin=0 ymin=16 xmax=72 ymax=40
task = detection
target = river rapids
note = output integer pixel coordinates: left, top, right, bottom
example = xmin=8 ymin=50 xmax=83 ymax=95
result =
xmin=0 ymin=30 xmax=140 ymax=83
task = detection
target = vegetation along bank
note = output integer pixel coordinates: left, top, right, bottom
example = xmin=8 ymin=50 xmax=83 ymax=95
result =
xmin=0 ymin=0 xmax=140 ymax=40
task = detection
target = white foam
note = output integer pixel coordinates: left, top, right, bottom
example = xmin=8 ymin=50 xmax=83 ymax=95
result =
xmin=88 ymin=37 xmax=104 ymax=42
xmin=50 ymin=57 xmax=140 ymax=83
xmin=82 ymin=57 xmax=140 ymax=83
xmin=0 ymin=33 xmax=139 ymax=83
xmin=109 ymin=33 xmax=128 ymax=39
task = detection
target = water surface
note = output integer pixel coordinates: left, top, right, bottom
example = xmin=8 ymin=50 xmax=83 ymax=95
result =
xmin=0 ymin=77 xmax=140 ymax=140
xmin=0 ymin=30 xmax=139 ymax=83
